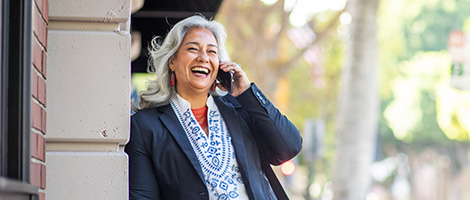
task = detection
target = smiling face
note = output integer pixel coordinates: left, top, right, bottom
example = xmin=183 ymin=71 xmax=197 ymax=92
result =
xmin=170 ymin=28 xmax=220 ymax=98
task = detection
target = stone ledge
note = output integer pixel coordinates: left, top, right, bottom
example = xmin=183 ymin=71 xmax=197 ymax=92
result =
xmin=49 ymin=0 xmax=130 ymax=23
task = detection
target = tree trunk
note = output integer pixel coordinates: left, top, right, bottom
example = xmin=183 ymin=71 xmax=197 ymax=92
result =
xmin=332 ymin=0 xmax=379 ymax=199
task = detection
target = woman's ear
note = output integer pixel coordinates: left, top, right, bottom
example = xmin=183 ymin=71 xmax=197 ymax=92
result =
xmin=168 ymin=57 xmax=175 ymax=71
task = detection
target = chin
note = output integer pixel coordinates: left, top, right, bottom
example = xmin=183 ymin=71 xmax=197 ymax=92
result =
xmin=191 ymin=85 xmax=211 ymax=92
xmin=193 ymin=82 xmax=213 ymax=89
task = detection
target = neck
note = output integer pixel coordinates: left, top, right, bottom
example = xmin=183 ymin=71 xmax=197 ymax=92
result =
xmin=176 ymin=88 xmax=209 ymax=109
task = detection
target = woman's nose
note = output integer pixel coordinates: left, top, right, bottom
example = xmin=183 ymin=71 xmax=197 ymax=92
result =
xmin=197 ymin=52 xmax=209 ymax=63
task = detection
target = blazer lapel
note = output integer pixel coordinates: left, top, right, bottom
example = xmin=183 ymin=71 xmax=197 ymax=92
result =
xmin=158 ymin=105 xmax=206 ymax=183
xmin=214 ymin=98 xmax=254 ymax=198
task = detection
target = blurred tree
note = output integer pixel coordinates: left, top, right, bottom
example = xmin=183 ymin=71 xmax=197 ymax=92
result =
xmin=332 ymin=0 xmax=379 ymax=200
xmin=378 ymin=0 xmax=470 ymax=146
xmin=285 ymin=17 xmax=345 ymax=125
xmin=384 ymin=52 xmax=453 ymax=143
xmin=403 ymin=0 xmax=470 ymax=58
xmin=374 ymin=0 xmax=470 ymax=198
xmin=216 ymin=0 xmax=344 ymax=99
xmin=216 ymin=0 xmax=350 ymax=198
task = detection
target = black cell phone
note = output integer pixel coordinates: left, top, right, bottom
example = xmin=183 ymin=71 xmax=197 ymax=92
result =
xmin=217 ymin=68 xmax=233 ymax=94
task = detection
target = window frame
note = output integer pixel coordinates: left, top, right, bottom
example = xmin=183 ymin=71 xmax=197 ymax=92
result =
xmin=0 ymin=0 xmax=38 ymax=198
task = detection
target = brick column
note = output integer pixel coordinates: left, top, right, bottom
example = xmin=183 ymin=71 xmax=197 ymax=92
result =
xmin=31 ymin=0 xmax=48 ymax=199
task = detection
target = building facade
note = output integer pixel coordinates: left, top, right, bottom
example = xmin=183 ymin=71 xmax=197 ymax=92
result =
xmin=1 ymin=0 xmax=131 ymax=199
xmin=1 ymin=0 xmax=221 ymax=199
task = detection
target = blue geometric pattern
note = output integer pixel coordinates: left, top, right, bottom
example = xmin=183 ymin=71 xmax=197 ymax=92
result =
xmin=171 ymin=95 xmax=249 ymax=200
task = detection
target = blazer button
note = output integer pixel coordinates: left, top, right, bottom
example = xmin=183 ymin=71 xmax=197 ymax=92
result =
xmin=198 ymin=192 xmax=206 ymax=196
xmin=256 ymin=92 xmax=266 ymax=104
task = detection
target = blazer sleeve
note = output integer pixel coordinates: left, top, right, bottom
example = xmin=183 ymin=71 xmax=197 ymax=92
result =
xmin=125 ymin=115 xmax=160 ymax=200
xmin=235 ymin=83 xmax=302 ymax=165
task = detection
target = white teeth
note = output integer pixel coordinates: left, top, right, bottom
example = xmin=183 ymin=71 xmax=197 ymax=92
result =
xmin=191 ymin=67 xmax=209 ymax=74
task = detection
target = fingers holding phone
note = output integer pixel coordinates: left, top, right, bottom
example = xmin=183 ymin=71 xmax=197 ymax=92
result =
xmin=216 ymin=68 xmax=233 ymax=94
xmin=218 ymin=61 xmax=250 ymax=97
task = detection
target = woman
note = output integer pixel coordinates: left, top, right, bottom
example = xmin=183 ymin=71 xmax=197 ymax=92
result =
xmin=125 ymin=15 xmax=302 ymax=200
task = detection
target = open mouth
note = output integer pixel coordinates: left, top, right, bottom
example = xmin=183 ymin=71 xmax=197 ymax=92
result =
xmin=191 ymin=67 xmax=210 ymax=75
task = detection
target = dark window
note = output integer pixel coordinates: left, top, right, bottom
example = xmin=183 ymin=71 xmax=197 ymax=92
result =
xmin=0 ymin=0 xmax=39 ymax=199
xmin=0 ymin=0 xmax=3 ymax=175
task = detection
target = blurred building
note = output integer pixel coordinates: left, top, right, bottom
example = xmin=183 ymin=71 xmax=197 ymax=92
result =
xmin=0 ymin=0 xmax=222 ymax=199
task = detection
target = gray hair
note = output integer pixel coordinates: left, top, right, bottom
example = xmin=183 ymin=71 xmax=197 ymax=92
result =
xmin=135 ymin=15 xmax=230 ymax=111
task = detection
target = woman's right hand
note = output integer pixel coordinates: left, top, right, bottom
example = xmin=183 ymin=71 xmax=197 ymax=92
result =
xmin=218 ymin=61 xmax=250 ymax=97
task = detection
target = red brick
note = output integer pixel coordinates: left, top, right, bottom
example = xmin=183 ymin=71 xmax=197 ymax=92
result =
xmin=41 ymin=164 xmax=46 ymax=189
xmin=33 ymin=7 xmax=47 ymax=48
xmin=32 ymin=7 xmax=40 ymax=40
xmin=32 ymin=41 xmax=42 ymax=72
xmin=43 ymin=0 xmax=49 ymax=24
xmin=31 ymin=102 xmax=41 ymax=130
xmin=37 ymin=133 xmax=45 ymax=161
xmin=30 ymin=162 xmax=46 ymax=189
xmin=38 ymin=21 xmax=47 ymax=48
xmin=30 ymin=162 xmax=41 ymax=187
xmin=37 ymin=77 xmax=46 ymax=106
xmin=31 ymin=132 xmax=45 ymax=161
xmin=42 ymin=51 xmax=47 ymax=78
xmin=41 ymin=109 xmax=47 ymax=135
xmin=31 ymin=71 xmax=38 ymax=99
xmin=43 ymin=26 xmax=48 ymax=51
xmin=39 ymin=193 xmax=45 ymax=200
xmin=34 ymin=0 xmax=43 ymax=17
xmin=31 ymin=132 xmax=38 ymax=159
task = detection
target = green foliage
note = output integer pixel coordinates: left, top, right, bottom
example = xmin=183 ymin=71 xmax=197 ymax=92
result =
xmin=436 ymin=81 xmax=470 ymax=141
xmin=378 ymin=0 xmax=470 ymax=146
xmin=378 ymin=0 xmax=470 ymax=61
xmin=383 ymin=52 xmax=462 ymax=146
xmin=402 ymin=0 xmax=470 ymax=58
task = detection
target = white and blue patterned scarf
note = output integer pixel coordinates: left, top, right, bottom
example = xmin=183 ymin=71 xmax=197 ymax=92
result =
xmin=170 ymin=94 xmax=249 ymax=200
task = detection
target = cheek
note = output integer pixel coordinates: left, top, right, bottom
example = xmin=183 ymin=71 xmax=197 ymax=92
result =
xmin=174 ymin=56 xmax=190 ymax=72
xmin=212 ymin=56 xmax=220 ymax=66
xmin=212 ymin=59 xmax=220 ymax=75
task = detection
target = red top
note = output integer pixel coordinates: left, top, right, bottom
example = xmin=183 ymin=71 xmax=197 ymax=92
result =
xmin=191 ymin=106 xmax=208 ymax=133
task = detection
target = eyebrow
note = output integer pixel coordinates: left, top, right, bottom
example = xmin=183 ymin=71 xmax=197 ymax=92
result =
xmin=184 ymin=41 xmax=218 ymax=48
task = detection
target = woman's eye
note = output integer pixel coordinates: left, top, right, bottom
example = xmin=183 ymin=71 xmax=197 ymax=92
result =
xmin=188 ymin=47 xmax=198 ymax=51
xmin=209 ymin=50 xmax=217 ymax=54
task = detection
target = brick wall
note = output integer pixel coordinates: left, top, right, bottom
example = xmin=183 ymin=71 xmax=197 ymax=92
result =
xmin=31 ymin=0 xmax=48 ymax=199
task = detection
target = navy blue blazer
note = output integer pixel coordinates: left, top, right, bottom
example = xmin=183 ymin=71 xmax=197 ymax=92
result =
xmin=125 ymin=84 xmax=302 ymax=200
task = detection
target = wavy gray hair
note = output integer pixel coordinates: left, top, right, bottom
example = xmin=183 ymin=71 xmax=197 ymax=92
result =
xmin=135 ymin=15 xmax=230 ymax=111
